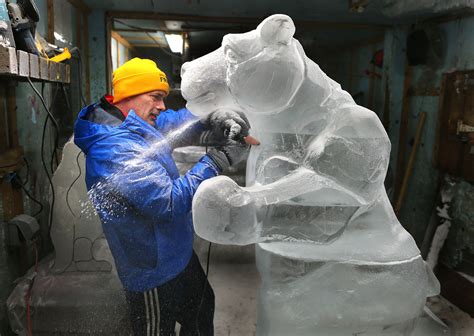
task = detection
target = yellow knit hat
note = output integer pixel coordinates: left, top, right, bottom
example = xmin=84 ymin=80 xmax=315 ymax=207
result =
xmin=112 ymin=58 xmax=169 ymax=103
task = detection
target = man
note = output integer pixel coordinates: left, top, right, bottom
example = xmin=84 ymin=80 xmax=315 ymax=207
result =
xmin=73 ymin=58 xmax=251 ymax=336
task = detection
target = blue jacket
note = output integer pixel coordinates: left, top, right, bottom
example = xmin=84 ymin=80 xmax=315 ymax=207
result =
xmin=74 ymin=101 xmax=220 ymax=292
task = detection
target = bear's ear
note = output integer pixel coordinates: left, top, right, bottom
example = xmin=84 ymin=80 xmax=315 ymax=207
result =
xmin=257 ymin=14 xmax=295 ymax=46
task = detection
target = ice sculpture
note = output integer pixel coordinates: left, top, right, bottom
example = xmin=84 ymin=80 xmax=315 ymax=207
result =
xmin=50 ymin=138 xmax=115 ymax=272
xmin=182 ymin=14 xmax=447 ymax=335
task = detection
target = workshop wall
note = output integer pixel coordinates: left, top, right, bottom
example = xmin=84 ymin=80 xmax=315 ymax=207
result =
xmin=306 ymin=16 xmax=474 ymax=249
xmin=386 ymin=16 xmax=474 ymax=244
xmin=0 ymin=1 xmax=81 ymax=334
xmin=134 ymin=47 xmax=176 ymax=87
xmin=89 ymin=9 xmax=107 ymax=101
xmin=317 ymin=40 xmax=385 ymax=117
xmin=317 ymin=17 xmax=473 ymax=247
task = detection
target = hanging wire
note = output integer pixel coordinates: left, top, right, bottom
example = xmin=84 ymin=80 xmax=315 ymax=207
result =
xmin=12 ymin=175 xmax=44 ymax=217
xmin=27 ymin=77 xmax=58 ymax=234
xmin=66 ymin=151 xmax=84 ymax=218
xmin=69 ymin=47 xmax=88 ymax=106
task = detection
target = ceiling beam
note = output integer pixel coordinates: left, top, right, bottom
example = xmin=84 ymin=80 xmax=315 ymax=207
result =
xmin=114 ymin=27 xmax=244 ymax=34
xmin=124 ymin=35 xmax=165 ymax=42
xmin=424 ymin=7 xmax=474 ymax=24
xmin=111 ymin=31 xmax=135 ymax=50
xmin=106 ymin=11 xmax=389 ymax=30
xmin=130 ymin=43 xmax=167 ymax=48
xmin=114 ymin=28 xmax=158 ymax=33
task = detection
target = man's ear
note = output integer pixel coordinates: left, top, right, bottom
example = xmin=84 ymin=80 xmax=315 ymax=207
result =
xmin=257 ymin=14 xmax=295 ymax=46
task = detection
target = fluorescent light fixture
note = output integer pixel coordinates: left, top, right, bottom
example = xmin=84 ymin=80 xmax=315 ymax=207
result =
xmin=165 ymin=33 xmax=183 ymax=54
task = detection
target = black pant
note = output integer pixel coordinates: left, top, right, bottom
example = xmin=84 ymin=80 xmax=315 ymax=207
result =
xmin=125 ymin=252 xmax=215 ymax=336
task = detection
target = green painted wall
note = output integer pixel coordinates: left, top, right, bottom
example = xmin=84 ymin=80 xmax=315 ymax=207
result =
xmin=319 ymin=17 xmax=474 ymax=248
xmin=387 ymin=17 xmax=474 ymax=244
xmin=0 ymin=1 xmax=81 ymax=334
xmin=88 ymin=10 xmax=107 ymax=101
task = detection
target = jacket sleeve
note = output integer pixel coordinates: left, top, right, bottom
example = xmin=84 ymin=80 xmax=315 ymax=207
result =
xmin=91 ymin=136 xmax=220 ymax=222
xmin=155 ymin=108 xmax=206 ymax=148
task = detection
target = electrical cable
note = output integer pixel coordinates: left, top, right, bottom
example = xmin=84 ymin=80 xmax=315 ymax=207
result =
xmin=61 ymin=83 xmax=71 ymax=111
xmin=25 ymin=289 xmax=32 ymax=336
xmin=48 ymin=84 xmax=60 ymax=172
xmin=69 ymin=47 xmax=87 ymax=106
xmin=12 ymin=175 xmax=44 ymax=217
xmin=25 ymin=239 xmax=39 ymax=336
xmin=42 ymin=80 xmax=59 ymax=171
xmin=1 ymin=157 xmax=42 ymax=216
xmin=26 ymin=77 xmax=59 ymax=131
xmin=66 ymin=151 xmax=83 ymax=218
xmin=22 ymin=157 xmax=30 ymax=185
xmin=28 ymin=77 xmax=61 ymax=169
xmin=114 ymin=19 xmax=182 ymax=59
xmin=27 ymin=77 xmax=58 ymax=234
xmin=194 ymin=241 xmax=212 ymax=336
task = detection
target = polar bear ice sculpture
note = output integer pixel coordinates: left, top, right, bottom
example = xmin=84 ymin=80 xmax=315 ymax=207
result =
xmin=182 ymin=14 xmax=443 ymax=335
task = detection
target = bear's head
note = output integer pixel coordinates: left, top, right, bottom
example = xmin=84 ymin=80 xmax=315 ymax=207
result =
xmin=181 ymin=14 xmax=306 ymax=117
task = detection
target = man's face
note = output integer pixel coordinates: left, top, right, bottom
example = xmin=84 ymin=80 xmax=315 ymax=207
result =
xmin=128 ymin=90 xmax=167 ymax=126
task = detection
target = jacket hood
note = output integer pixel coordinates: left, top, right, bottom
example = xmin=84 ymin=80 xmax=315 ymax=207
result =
xmin=74 ymin=103 xmax=158 ymax=155
xmin=74 ymin=103 xmax=119 ymax=154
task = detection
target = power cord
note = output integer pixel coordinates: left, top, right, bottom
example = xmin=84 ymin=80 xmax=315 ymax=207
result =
xmin=194 ymin=241 xmax=212 ymax=336
xmin=27 ymin=77 xmax=58 ymax=235
xmin=66 ymin=150 xmax=84 ymax=218
xmin=22 ymin=157 xmax=30 ymax=185
xmin=11 ymin=174 xmax=43 ymax=217
xmin=47 ymin=83 xmax=60 ymax=171
xmin=193 ymin=145 xmax=213 ymax=336
xmin=68 ymin=47 xmax=87 ymax=106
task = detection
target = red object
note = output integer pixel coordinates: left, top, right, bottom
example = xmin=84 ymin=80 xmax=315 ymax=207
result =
xmin=25 ymin=240 xmax=39 ymax=336
xmin=104 ymin=94 xmax=114 ymax=104
xmin=105 ymin=94 xmax=129 ymax=118
xmin=371 ymin=50 xmax=384 ymax=68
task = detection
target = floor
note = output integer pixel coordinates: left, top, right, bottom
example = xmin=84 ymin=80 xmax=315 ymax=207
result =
xmin=427 ymin=296 xmax=474 ymax=336
xmin=194 ymin=238 xmax=259 ymax=336
xmin=194 ymin=237 xmax=473 ymax=336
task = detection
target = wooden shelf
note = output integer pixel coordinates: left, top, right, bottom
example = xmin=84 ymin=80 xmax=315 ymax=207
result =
xmin=0 ymin=46 xmax=70 ymax=84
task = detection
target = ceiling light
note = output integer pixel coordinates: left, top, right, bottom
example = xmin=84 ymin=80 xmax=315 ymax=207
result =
xmin=165 ymin=33 xmax=183 ymax=54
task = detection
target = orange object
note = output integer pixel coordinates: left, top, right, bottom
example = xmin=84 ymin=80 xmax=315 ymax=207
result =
xmin=244 ymin=135 xmax=260 ymax=145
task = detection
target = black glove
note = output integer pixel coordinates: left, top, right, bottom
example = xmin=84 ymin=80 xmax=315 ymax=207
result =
xmin=207 ymin=140 xmax=250 ymax=171
xmin=200 ymin=110 xmax=251 ymax=145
